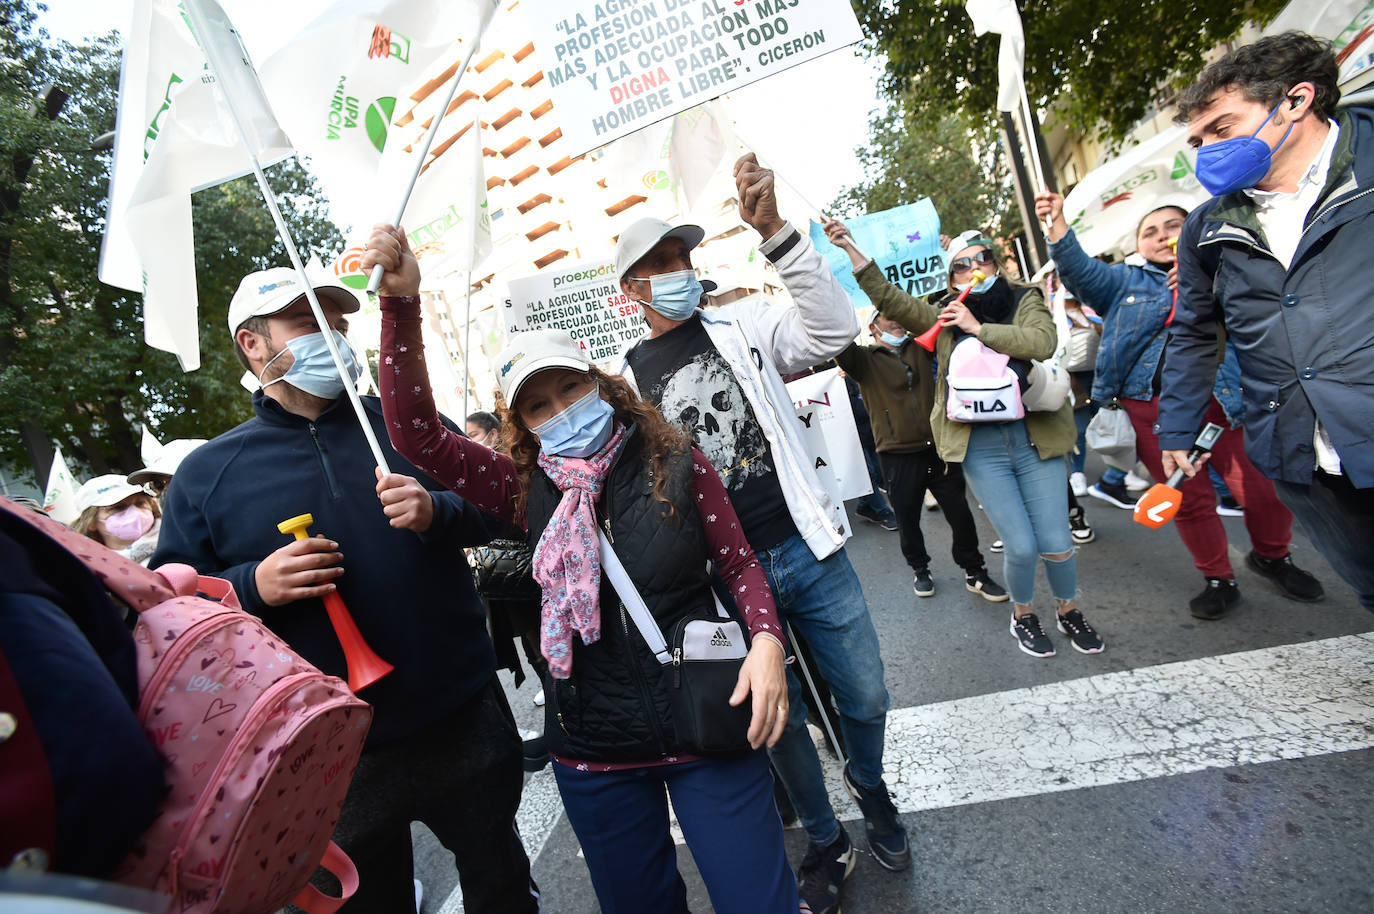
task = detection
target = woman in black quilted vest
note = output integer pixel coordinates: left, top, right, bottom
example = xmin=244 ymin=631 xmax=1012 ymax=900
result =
xmin=373 ymin=237 xmax=799 ymax=914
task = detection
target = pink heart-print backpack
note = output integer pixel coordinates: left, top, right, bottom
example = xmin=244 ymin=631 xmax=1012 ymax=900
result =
xmin=0 ymin=498 xmax=371 ymax=914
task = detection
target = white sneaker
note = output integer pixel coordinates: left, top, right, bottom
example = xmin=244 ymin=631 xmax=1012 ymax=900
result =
xmin=924 ymin=491 xmax=939 ymax=510
xmin=533 ymin=688 xmax=545 ymax=707
xmin=1070 ymin=472 xmax=1088 ymax=497
xmin=415 ymin=878 xmax=424 ymax=913
xmin=1124 ymin=470 xmax=1151 ymax=491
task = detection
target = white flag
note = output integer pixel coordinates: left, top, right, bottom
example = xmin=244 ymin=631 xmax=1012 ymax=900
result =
xmin=140 ymin=424 xmax=163 ymax=466
xmin=258 ymin=0 xmax=497 ymax=233
xmin=382 ymin=116 xmax=492 ymax=283
xmin=101 ymin=0 xmax=293 ymax=370
xmin=965 ymin=0 xmax=1025 ymax=113
xmin=669 ymin=102 xmax=741 ymax=215
xmin=43 ymin=447 xmax=80 ymax=525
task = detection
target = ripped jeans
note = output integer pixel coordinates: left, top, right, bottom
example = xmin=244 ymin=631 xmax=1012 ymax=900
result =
xmin=961 ymin=421 xmax=1077 ymax=606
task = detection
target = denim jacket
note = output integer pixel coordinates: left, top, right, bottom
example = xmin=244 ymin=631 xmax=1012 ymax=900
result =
xmin=1049 ymin=228 xmax=1243 ymax=425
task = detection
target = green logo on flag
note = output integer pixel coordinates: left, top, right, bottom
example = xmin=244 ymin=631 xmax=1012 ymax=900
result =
xmin=1171 ymin=151 xmax=1193 ymax=180
xmin=365 ymin=97 xmax=397 ymax=153
xmin=642 ymin=170 xmax=671 ymax=191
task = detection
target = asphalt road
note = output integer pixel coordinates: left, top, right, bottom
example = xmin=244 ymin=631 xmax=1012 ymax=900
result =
xmin=413 ymin=460 xmax=1374 ymax=913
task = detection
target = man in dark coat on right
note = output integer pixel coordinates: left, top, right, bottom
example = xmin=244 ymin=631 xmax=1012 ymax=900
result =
xmin=1159 ymin=31 xmax=1374 ymax=612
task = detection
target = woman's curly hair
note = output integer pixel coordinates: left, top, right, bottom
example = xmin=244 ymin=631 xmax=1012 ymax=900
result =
xmin=499 ymin=367 xmax=690 ymax=518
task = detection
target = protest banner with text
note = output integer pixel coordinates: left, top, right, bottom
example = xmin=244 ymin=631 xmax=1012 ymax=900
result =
xmin=505 ymin=261 xmax=644 ymax=364
xmin=809 ymin=198 xmax=946 ymax=311
xmin=519 ymin=0 xmax=864 ymax=155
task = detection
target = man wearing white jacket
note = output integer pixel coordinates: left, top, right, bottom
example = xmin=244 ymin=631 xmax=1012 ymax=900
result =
xmin=619 ymin=154 xmax=907 ymax=914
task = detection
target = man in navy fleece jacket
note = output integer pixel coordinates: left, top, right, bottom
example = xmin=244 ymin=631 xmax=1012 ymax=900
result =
xmin=153 ymin=268 xmax=538 ymax=914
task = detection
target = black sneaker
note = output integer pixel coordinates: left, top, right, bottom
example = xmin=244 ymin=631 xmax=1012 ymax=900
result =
xmin=965 ymin=569 xmax=1009 ymax=602
xmin=796 ymin=829 xmax=856 ymax=914
xmin=1246 ymin=551 xmax=1324 ymax=603
xmin=842 ymin=763 xmax=911 ymax=871
xmin=1069 ymin=505 xmax=1095 ymax=544
xmin=856 ymin=504 xmax=900 ymax=531
xmin=913 ymin=569 xmax=935 ymax=598
xmin=1056 ymin=609 xmax=1104 ymax=654
xmin=1010 ymin=612 xmax=1055 ymax=657
xmin=1190 ymin=577 xmax=1241 ymax=620
xmin=1087 ymin=479 xmax=1136 ymax=510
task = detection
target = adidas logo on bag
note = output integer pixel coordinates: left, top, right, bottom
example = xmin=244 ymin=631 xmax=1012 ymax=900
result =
xmin=709 ymin=626 xmax=733 ymax=648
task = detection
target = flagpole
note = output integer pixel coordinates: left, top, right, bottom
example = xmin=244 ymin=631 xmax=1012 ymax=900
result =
xmin=461 ymin=272 xmax=473 ymax=422
xmin=366 ymin=23 xmax=493 ymax=295
xmin=183 ymin=0 xmax=390 ymax=472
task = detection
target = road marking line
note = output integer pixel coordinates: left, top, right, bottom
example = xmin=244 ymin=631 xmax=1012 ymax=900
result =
xmin=439 ymin=634 xmax=1374 ymax=912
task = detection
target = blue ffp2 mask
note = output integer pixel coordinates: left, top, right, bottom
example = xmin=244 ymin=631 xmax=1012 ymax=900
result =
xmin=1194 ymin=100 xmax=1295 ymax=196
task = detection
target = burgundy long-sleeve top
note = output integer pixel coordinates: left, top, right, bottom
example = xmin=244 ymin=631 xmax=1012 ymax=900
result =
xmin=376 ymin=295 xmax=784 ymax=654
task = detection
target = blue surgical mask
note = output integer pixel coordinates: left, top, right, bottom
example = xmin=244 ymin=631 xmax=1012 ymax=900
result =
xmin=260 ymin=330 xmax=364 ymax=400
xmin=878 ymin=329 xmax=907 ymax=347
xmin=956 ymin=275 xmax=999 ymax=295
xmin=637 ymin=269 xmax=704 ymax=321
xmin=1194 ymin=100 xmax=1295 ymax=196
xmin=532 ymin=386 xmax=617 ymax=458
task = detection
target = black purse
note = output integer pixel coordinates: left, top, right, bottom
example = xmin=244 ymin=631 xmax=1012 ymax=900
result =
xmin=598 ymin=530 xmax=752 ymax=755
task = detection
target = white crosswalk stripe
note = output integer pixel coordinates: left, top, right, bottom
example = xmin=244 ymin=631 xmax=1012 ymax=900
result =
xmin=438 ymin=633 xmax=1374 ymax=912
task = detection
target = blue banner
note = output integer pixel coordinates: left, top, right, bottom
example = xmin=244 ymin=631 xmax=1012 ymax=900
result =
xmin=809 ymin=199 xmax=946 ymax=310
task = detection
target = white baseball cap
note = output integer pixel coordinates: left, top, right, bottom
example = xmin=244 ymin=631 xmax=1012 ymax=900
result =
xmin=127 ymin=438 xmax=208 ymax=486
xmin=227 ymin=267 xmax=362 ymax=337
xmin=496 ymin=329 xmax=592 ymax=405
xmin=76 ymin=474 xmax=145 ymax=512
xmin=945 ymin=230 xmax=995 ymax=254
xmin=614 ymin=217 xmax=717 ymax=292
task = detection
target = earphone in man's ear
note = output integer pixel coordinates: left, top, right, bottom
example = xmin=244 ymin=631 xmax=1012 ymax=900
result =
xmin=1288 ymin=95 xmax=1303 ymax=110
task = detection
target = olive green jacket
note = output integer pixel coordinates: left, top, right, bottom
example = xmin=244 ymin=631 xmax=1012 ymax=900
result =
xmin=834 ymin=340 xmax=937 ymax=454
xmin=855 ymin=261 xmax=1078 ymax=463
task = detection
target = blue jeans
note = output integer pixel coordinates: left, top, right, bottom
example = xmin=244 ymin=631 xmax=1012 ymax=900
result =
xmin=1274 ymin=473 xmax=1374 ymax=613
xmin=553 ymin=751 xmax=798 ymax=914
xmin=758 ymin=533 xmax=890 ymax=848
xmin=962 ymin=422 xmax=1077 ymax=606
xmin=1071 ymin=406 xmax=1091 ymax=475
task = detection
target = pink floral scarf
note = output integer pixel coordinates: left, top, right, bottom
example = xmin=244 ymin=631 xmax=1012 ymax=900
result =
xmin=532 ymin=423 xmax=629 ymax=679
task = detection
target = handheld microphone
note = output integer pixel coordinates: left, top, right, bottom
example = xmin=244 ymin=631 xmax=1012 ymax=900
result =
xmin=1132 ymin=422 xmax=1225 ymax=529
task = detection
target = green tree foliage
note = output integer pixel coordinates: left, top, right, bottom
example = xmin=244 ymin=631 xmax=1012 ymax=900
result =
xmin=0 ymin=0 xmax=342 ymax=484
xmin=852 ymin=0 xmax=1289 ymax=145
xmin=831 ymin=107 xmax=1023 ymax=239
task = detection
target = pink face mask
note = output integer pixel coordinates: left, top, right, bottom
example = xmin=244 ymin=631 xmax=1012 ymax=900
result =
xmin=103 ymin=505 xmax=155 ymax=542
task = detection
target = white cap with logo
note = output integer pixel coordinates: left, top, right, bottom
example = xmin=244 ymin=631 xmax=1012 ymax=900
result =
xmin=127 ymin=438 xmax=209 ymax=487
xmin=227 ymin=267 xmax=363 ymax=337
xmin=76 ymin=474 xmax=145 ymax=512
xmin=614 ymin=217 xmax=717 ymax=292
xmin=496 ymin=329 xmax=592 ymax=405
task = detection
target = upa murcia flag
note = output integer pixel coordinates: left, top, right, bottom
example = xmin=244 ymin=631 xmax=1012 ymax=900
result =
xmin=258 ymin=0 xmax=498 ymax=237
xmin=100 ymin=0 xmax=293 ymax=371
xmin=43 ymin=446 xmax=80 ymax=525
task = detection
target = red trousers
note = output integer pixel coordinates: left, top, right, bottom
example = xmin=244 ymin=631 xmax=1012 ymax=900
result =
xmin=1122 ymin=396 xmax=1292 ymax=578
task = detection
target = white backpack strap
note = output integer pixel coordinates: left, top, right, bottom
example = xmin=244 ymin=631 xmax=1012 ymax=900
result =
xmin=597 ymin=530 xmax=672 ymax=664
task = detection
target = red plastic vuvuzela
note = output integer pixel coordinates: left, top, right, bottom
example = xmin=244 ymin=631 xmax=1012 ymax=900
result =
xmin=277 ymin=513 xmax=394 ymax=691
xmin=914 ymin=270 xmax=986 ymax=352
